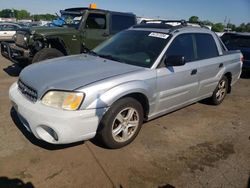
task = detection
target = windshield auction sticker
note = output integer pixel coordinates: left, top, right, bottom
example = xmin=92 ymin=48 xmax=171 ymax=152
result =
xmin=149 ymin=32 xmax=169 ymax=39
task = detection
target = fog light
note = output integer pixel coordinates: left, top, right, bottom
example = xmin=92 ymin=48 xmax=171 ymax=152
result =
xmin=36 ymin=125 xmax=58 ymax=143
xmin=12 ymin=34 xmax=17 ymax=42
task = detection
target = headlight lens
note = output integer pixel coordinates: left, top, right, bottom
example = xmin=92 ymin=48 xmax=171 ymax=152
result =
xmin=12 ymin=34 xmax=17 ymax=41
xmin=23 ymin=33 xmax=30 ymax=43
xmin=41 ymin=91 xmax=84 ymax=110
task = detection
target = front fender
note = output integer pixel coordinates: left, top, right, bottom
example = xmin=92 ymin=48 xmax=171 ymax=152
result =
xmin=86 ymin=81 xmax=153 ymax=109
xmin=46 ymin=36 xmax=69 ymax=54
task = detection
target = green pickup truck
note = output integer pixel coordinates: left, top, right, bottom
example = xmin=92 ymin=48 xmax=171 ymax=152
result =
xmin=1 ymin=7 xmax=136 ymax=64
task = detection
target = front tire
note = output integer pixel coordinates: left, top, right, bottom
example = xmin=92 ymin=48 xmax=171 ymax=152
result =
xmin=210 ymin=76 xmax=228 ymax=105
xmin=98 ymin=97 xmax=144 ymax=149
xmin=32 ymin=48 xmax=64 ymax=63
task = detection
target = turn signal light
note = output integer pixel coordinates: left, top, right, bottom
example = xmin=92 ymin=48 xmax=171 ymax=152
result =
xmin=241 ymin=56 xmax=244 ymax=62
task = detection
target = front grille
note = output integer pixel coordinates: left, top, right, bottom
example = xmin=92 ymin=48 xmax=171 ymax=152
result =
xmin=18 ymin=79 xmax=38 ymax=102
xmin=15 ymin=32 xmax=27 ymax=47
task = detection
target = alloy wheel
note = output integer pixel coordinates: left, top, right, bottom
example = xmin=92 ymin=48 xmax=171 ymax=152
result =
xmin=111 ymin=107 xmax=140 ymax=143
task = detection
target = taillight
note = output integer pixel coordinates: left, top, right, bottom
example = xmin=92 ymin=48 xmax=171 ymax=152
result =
xmin=241 ymin=55 xmax=244 ymax=62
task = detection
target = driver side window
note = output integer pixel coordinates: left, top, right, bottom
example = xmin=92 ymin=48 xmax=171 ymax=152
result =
xmin=1 ymin=24 xmax=18 ymax=31
xmin=166 ymin=34 xmax=195 ymax=62
xmin=85 ymin=13 xmax=106 ymax=29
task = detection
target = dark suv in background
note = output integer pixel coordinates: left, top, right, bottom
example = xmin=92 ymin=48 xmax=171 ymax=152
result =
xmin=1 ymin=7 xmax=136 ymax=64
xmin=221 ymin=32 xmax=250 ymax=71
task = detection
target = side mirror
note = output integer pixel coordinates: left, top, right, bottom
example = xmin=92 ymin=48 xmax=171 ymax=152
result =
xmin=165 ymin=55 xmax=186 ymax=66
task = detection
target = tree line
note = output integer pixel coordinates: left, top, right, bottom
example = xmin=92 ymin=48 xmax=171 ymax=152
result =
xmin=189 ymin=16 xmax=250 ymax=32
xmin=0 ymin=9 xmax=56 ymax=21
xmin=1 ymin=9 xmax=249 ymax=32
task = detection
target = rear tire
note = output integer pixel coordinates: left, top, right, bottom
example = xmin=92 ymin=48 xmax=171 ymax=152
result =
xmin=209 ymin=76 xmax=228 ymax=105
xmin=97 ymin=97 xmax=144 ymax=149
xmin=32 ymin=48 xmax=64 ymax=63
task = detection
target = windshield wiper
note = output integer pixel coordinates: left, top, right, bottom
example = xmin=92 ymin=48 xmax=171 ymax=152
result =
xmin=82 ymin=48 xmax=98 ymax=56
xmin=87 ymin=52 xmax=125 ymax=63
xmin=88 ymin=50 xmax=99 ymax=56
xmin=98 ymin=54 xmax=123 ymax=62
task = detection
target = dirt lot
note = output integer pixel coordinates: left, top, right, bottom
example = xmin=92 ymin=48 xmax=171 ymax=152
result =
xmin=0 ymin=54 xmax=249 ymax=188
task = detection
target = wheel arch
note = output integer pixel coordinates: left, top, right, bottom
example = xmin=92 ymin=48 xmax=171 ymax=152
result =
xmin=224 ymin=72 xmax=232 ymax=93
xmin=119 ymin=93 xmax=150 ymax=120
xmin=85 ymin=81 xmax=152 ymax=120
xmin=46 ymin=37 xmax=69 ymax=55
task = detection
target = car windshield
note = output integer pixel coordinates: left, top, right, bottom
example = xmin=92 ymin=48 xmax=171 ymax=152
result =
xmin=221 ymin=34 xmax=250 ymax=48
xmin=93 ymin=30 xmax=170 ymax=68
xmin=53 ymin=11 xmax=84 ymax=28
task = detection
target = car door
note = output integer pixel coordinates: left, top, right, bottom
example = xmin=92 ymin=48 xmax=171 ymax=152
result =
xmin=83 ymin=12 xmax=110 ymax=50
xmin=0 ymin=24 xmax=17 ymax=41
xmin=0 ymin=24 xmax=11 ymax=41
xmin=194 ymin=33 xmax=223 ymax=98
xmin=0 ymin=25 xmax=5 ymax=41
xmin=154 ymin=33 xmax=199 ymax=115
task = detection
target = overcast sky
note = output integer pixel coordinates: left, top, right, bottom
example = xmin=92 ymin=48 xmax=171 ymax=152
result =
xmin=0 ymin=0 xmax=249 ymax=25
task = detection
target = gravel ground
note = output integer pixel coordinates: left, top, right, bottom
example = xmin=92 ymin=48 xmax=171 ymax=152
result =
xmin=0 ymin=54 xmax=249 ymax=188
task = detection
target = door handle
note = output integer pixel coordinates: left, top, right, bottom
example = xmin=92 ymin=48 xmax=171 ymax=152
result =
xmin=191 ymin=69 xmax=197 ymax=75
xmin=4 ymin=32 xmax=7 ymax=34
xmin=219 ymin=63 xmax=223 ymax=68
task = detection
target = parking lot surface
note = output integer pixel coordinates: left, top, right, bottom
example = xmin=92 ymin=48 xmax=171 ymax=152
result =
xmin=0 ymin=55 xmax=249 ymax=188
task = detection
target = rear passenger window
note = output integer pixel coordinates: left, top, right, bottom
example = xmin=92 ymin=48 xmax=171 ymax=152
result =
xmin=0 ymin=24 xmax=18 ymax=31
xmin=111 ymin=15 xmax=135 ymax=34
xmin=85 ymin=13 xmax=106 ymax=29
xmin=195 ymin=33 xmax=219 ymax=59
xmin=166 ymin=34 xmax=195 ymax=62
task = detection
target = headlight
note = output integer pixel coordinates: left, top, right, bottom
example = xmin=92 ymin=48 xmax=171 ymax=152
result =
xmin=23 ymin=33 xmax=30 ymax=43
xmin=41 ymin=91 xmax=84 ymax=110
xmin=12 ymin=34 xmax=17 ymax=41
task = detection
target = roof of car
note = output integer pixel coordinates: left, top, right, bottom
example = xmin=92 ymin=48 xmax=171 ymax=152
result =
xmin=0 ymin=22 xmax=22 ymax=27
xmin=131 ymin=21 xmax=212 ymax=35
xmin=133 ymin=23 xmax=174 ymax=29
xmin=63 ymin=7 xmax=135 ymax=16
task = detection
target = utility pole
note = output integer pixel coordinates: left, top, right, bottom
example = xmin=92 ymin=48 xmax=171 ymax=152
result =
xmin=224 ymin=16 xmax=227 ymax=27
xmin=11 ymin=9 xmax=15 ymax=18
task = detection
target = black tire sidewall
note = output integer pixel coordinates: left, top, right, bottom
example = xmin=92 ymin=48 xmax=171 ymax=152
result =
xmin=32 ymin=48 xmax=64 ymax=63
xmin=98 ymin=97 xmax=144 ymax=149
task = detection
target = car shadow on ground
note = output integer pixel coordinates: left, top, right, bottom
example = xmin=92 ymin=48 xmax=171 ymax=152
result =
xmin=247 ymin=175 xmax=250 ymax=188
xmin=158 ymin=184 xmax=175 ymax=188
xmin=0 ymin=176 xmax=34 ymax=188
xmin=3 ymin=64 xmax=23 ymax=77
xmin=10 ymin=107 xmax=84 ymax=150
xmin=90 ymin=137 xmax=110 ymax=149
xmin=241 ymin=71 xmax=250 ymax=79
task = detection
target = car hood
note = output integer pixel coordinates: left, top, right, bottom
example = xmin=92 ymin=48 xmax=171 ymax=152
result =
xmin=18 ymin=26 xmax=78 ymax=36
xmin=19 ymin=54 xmax=143 ymax=98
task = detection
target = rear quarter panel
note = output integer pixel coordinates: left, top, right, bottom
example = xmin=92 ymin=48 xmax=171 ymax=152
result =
xmin=223 ymin=51 xmax=242 ymax=85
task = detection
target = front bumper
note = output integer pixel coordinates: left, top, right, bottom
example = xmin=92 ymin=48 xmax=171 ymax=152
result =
xmin=1 ymin=42 xmax=30 ymax=63
xmin=9 ymin=82 xmax=107 ymax=144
